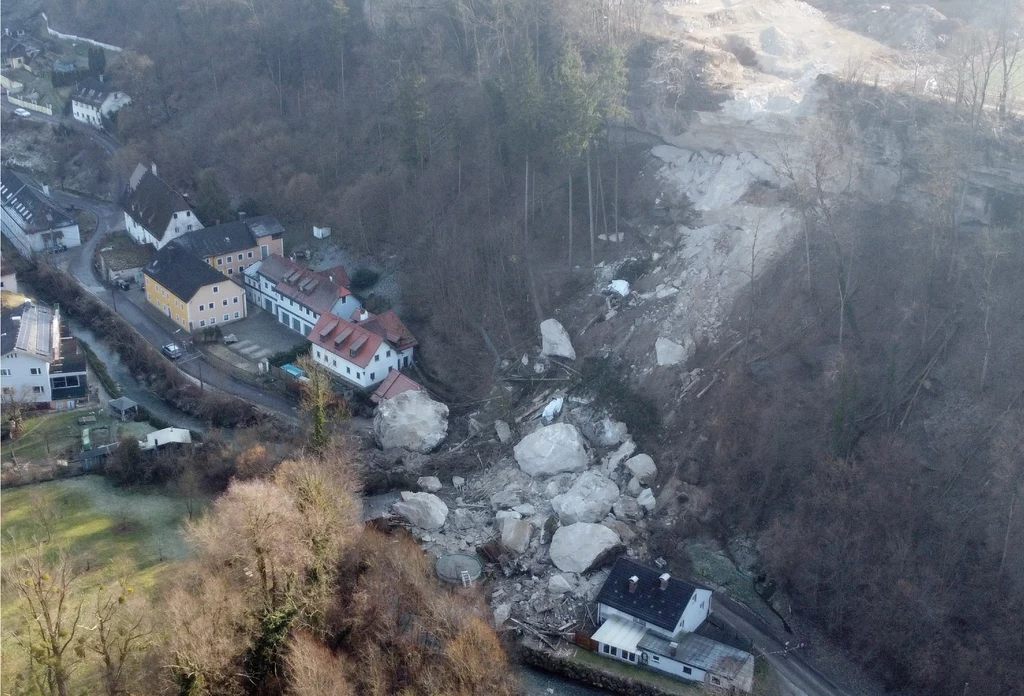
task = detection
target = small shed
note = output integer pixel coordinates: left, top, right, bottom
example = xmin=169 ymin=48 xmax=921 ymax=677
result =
xmin=371 ymin=371 xmax=423 ymax=404
xmin=313 ymin=225 xmax=331 ymax=239
xmin=108 ymin=396 xmax=138 ymax=421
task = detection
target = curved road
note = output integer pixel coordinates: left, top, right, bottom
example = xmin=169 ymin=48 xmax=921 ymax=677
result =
xmin=712 ymin=596 xmax=850 ymax=696
xmin=5 ymin=103 xmax=298 ymax=422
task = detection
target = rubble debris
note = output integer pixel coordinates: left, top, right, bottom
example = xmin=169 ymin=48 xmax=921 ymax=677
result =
xmin=499 ymin=517 xmax=533 ymax=555
xmin=540 ymin=318 xmax=576 ymax=360
xmin=612 ymin=496 xmax=642 ymax=521
xmin=392 ymin=492 xmax=449 ymax=530
xmin=655 ymin=336 xmax=689 ymax=366
xmin=417 ymin=476 xmax=443 ymax=492
xmin=549 ymin=523 xmax=623 ymax=573
xmin=551 ymin=471 xmax=619 ymax=525
xmin=627 ymin=477 xmax=642 ymax=496
xmin=495 ymin=419 xmax=512 ymax=443
xmin=624 ymin=454 xmax=657 ymax=484
xmin=594 ymin=417 xmax=629 ymax=447
xmin=541 ymin=397 xmax=564 ymax=423
xmin=514 ymin=423 xmax=591 ymax=477
xmin=637 ymin=488 xmax=657 ymax=513
xmin=494 ymin=604 xmax=512 ymax=626
xmin=602 ymin=438 xmax=637 ymax=474
xmin=373 ymin=390 xmax=449 ymax=453
xmin=548 ymin=574 xmax=574 ymax=595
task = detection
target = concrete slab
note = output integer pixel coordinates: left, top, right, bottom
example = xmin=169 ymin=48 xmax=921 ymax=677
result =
xmin=239 ymin=344 xmax=263 ymax=356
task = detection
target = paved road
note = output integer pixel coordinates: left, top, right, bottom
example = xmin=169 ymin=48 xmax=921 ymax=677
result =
xmin=9 ymin=155 xmax=299 ymax=422
xmin=712 ymin=597 xmax=850 ymax=696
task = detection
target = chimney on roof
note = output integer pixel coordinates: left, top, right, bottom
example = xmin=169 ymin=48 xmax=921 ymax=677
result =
xmin=669 ymin=642 xmax=678 ymax=657
xmin=660 ymin=573 xmax=670 ymax=590
xmin=238 ymin=211 xmax=246 ymax=220
xmin=42 ymin=184 xmax=50 ymax=196
xmin=628 ymin=575 xmax=639 ymax=594
xmin=151 ymin=163 xmax=157 ymax=177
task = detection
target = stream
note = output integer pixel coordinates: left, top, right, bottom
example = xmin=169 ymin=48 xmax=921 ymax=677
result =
xmin=70 ymin=321 xmax=205 ymax=433
xmin=519 ymin=666 xmax=608 ymax=695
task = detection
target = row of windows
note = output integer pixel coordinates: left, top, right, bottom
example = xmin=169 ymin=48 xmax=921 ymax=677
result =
xmin=216 ymin=251 xmax=254 ymax=266
xmin=0 ymin=368 xmax=9 ymax=376
xmin=196 ymin=312 xmax=240 ymax=328
xmin=2 ymin=385 xmax=45 ymax=394
xmin=198 ymin=297 xmax=240 ymax=312
xmin=51 ymin=375 xmax=80 ymax=389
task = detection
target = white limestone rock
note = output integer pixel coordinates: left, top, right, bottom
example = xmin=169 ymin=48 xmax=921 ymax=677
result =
xmin=494 ymin=419 xmax=512 ymax=443
xmin=594 ymin=418 xmax=629 ymax=447
xmin=637 ymin=488 xmax=657 ymax=512
xmin=373 ymin=390 xmax=449 ymax=453
xmin=612 ymin=496 xmax=642 ymax=521
xmin=548 ymin=574 xmax=574 ymax=595
xmin=656 ymin=337 xmax=689 ymax=366
xmin=625 ymin=454 xmax=657 ymax=484
xmin=549 ymin=523 xmax=622 ymax=573
xmin=392 ymin=492 xmax=448 ymax=531
xmin=494 ymin=604 xmax=512 ymax=626
xmin=514 ymin=423 xmax=591 ymax=477
xmin=606 ymin=279 xmax=630 ymax=297
xmin=499 ymin=517 xmax=533 ymax=555
xmin=627 ymin=476 xmax=643 ymax=496
xmin=540 ymin=318 xmax=576 ymax=361
xmin=551 ymin=471 xmax=619 ymax=525
xmin=603 ymin=439 xmax=637 ymax=474
xmin=417 ymin=476 xmax=442 ymax=493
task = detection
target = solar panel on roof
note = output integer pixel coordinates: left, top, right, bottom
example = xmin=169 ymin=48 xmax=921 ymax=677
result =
xmin=333 ymin=327 xmax=353 ymax=347
xmin=319 ymin=320 xmax=338 ymax=339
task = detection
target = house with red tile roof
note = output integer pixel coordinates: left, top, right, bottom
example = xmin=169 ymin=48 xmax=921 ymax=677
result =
xmin=309 ymin=310 xmax=416 ymax=388
xmin=243 ymin=254 xmax=361 ymax=336
xmin=371 ymin=371 xmax=423 ymax=404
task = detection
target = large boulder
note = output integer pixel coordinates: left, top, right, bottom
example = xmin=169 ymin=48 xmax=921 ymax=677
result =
xmin=625 ymin=454 xmax=657 ymax=484
xmin=499 ymin=517 xmax=533 ymax=555
xmin=392 ymin=492 xmax=449 ymax=530
xmin=549 ymin=523 xmax=622 ymax=573
xmin=514 ymin=423 xmax=591 ymax=477
xmin=551 ymin=471 xmax=620 ymax=525
xmin=540 ymin=319 xmax=576 ymax=360
xmin=417 ymin=476 xmax=442 ymax=492
xmin=374 ymin=390 xmax=449 ymax=453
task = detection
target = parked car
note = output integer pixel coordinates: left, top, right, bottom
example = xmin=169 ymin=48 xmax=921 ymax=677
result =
xmin=48 ymin=243 xmax=68 ymax=253
xmin=161 ymin=343 xmax=183 ymax=360
xmin=14 ymin=108 xmax=31 ymax=118
xmin=115 ymin=278 xmax=131 ymax=291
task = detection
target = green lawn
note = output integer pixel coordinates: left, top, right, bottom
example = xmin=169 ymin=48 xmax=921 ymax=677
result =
xmin=1 ymin=476 xmax=208 ymax=687
xmin=4 ymin=408 xmax=151 ymax=464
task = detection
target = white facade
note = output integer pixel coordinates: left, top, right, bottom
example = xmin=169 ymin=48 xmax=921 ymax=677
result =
xmin=72 ymin=99 xmax=102 ymax=126
xmin=0 ymin=351 xmax=52 ymax=402
xmin=124 ymin=208 xmax=199 ymax=250
xmin=311 ymin=341 xmax=413 ymax=389
xmin=642 ymin=651 xmax=708 ymax=683
xmin=1 ymin=205 xmax=81 ymax=255
xmin=1 ymin=269 xmax=16 ymax=292
xmin=244 ymin=270 xmax=360 ymax=337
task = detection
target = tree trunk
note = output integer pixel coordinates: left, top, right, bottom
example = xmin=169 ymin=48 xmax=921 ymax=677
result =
xmin=998 ymin=487 xmax=1017 ymax=581
xmin=524 ymin=156 xmax=529 ymax=244
xmin=614 ymin=153 xmax=619 ymax=239
xmin=568 ymin=172 xmax=573 ymax=271
xmin=587 ymin=146 xmax=595 ymax=267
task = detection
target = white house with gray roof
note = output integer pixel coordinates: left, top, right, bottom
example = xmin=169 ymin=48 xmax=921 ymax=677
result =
xmin=1 ymin=168 xmax=81 ymax=255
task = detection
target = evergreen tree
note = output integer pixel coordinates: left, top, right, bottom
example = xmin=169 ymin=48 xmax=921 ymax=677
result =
xmin=195 ymin=169 xmax=232 ymax=225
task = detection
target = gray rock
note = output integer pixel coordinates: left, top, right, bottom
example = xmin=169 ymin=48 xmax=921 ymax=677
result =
xmin=549 ymin=523 xmax=622 ymax=573
xmin=612 ymin=496 xmax=642 ymax=521
xmin=551 ymin=471 xmax=620 ymax=525
xmin=513 ymin=503 xmax=537 ymax=516
xmin=627 ymin=476 xmax=643 ymax=496
xmin=500 ymin=517 xmax=533 ymax=555
xmin=494 ymin=604 xmax=512 ymax=626
xmin=540 ymin=318 xmax=576 ymax=360
xmin=417 ymin=476 xmax=442 ymax=493
xmin=452 ymin=476 xmax=466 ymax=488
xmin=625 ymin=454 xmax=657 ymax=484
xmin=603 ymin=519 xmax=637 ymax=544
xmin=637 ymin=488 xmax=657 ymax=512
xmin=373 ymin=390 xmax=449 ymax=453
xmin=495 ymin=420 xmax=512 ymax=443
xmin=392 ymin=492 xmax=449 ymax=530
xmin=656 ymin=337 xmax=689 ymax=366
xmin=495 ymin=510 xmax=523 ymax=522
xmin=490 ymin=489 xmax=521 ymax=510
xmin=548 ymin=574 xmax=574 ymax=595
xmin=514 ymin=423 xmax=591 ymax=477
xmin=603 ymin=439 xmax=637 ymax=473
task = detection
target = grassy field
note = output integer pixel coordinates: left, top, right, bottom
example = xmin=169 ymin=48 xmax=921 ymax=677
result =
xmin=1 ymin=476 xmax=206 ymax=688
xmin=3 ymin=407 xmax=151 ymax=464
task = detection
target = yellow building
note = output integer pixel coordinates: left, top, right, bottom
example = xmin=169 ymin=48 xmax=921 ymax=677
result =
xmin=143 ymin=244 xmax=246 ymax=332
xmin=171 ymin=215 xmax=285 ymax=279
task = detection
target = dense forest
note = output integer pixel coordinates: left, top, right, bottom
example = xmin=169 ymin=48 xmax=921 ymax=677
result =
xmin=3 ymin=0 xmax=1024 ymax=695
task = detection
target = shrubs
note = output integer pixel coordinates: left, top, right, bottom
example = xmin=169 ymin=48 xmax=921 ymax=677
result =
xmin=80 ymin=340 xmax=121 ymax=397
xmin=349 ymin=267 xmax=380 ymax=292
xmin=578 ymin=356 xmax=660 ymax=440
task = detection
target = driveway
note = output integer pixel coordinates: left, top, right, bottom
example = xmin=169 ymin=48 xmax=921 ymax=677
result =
xmin=223 ymin=307 xmax=306 ymax=362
